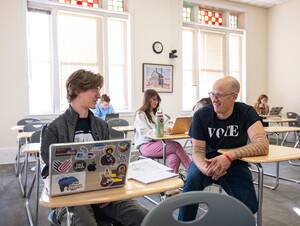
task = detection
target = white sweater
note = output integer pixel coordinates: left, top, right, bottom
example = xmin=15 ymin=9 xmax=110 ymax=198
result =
xmin=134 ymin=111 xmax=155 ymax=149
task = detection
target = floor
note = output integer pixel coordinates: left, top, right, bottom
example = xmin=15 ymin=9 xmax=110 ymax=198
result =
xmin=1 ymin=140 xmax=300 ymax=225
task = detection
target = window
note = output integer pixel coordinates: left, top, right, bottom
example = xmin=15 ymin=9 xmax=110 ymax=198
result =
xmin=26 ymin=0 xmax=130 ymax=115
xmin=182 ymin=2 xmax=245 ymax=111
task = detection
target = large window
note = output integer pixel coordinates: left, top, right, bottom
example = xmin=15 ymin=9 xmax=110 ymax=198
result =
xmin=26 ymin=0 xmax=130 ymax=115
xmin=182 ymin=2 xmax=245 ymax=111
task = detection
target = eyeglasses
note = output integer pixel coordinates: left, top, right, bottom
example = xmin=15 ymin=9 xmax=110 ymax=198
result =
xmin=91 ymin=88 xmax=101 ymax=94
xmin=208 ymin=92 xmax=234 ymax=100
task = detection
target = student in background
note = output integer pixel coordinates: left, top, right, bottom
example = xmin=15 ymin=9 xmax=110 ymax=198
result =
xmin=191 ymin=97 xmax=212 ymax=116
xmin=40 ymin=69 xmax=147 ymax=225
xmin=134 ymin=89 xmax=192 ymax=174
xmin=178 ymin=76 xmax=269 ymax=221
xmin=93 ymin=94 xmax=115 ymax=120
xmin=253 ymin=94 xmax=269 ymax=115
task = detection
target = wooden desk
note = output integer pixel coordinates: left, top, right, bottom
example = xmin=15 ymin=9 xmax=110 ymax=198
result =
xmin=11 ymin=125 xmax=24 ymax=131
xmin=264 ymin=126 xmax=300 ymax=146
xmin=263 ymin=118 xmax=297 ymax=124
xmin=219 ymin=145 xmax=300 ymax=226
xmin=22 ymin=143 xmax=40 ymax=226
xmin=145 ymin=133 xmax=190 ymax=165
xmin=112 ymin=126 xmax=135 ymax=138
xmin=40 ymin=177 xmax=183 ymax=208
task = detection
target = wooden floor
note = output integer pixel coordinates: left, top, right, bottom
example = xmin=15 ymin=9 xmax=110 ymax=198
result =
xmin=1 ymin=141 xmax=300 ymax=225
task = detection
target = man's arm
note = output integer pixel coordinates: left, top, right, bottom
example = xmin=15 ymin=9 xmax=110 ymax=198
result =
xmin=226 ymin=120 xmax=269 ymax=161
xmin=192 ymin=138 xmax=209 ymax=175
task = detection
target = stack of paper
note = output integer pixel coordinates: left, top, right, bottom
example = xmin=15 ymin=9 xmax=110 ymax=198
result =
xmin=127 ymin=159 xmax=178 ymax=184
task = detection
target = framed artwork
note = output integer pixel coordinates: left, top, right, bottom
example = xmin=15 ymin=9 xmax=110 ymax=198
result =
xmin=142 ymin=63 xmax=173 ymax=93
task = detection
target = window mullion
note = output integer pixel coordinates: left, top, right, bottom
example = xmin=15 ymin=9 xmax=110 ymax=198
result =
xmin=103 ymin=15 xmax=109 ymax=94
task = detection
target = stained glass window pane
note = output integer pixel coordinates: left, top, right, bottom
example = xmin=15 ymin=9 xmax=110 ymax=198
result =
xmin=229 ymin=15 xmax=238 ymax=28
xmin=58 ymin=0 xmax=99 ymax=8
xmin=198 ymin=9 xmax=222 ymax=26
xmin=183 ymin=6 xmax=192 ymax=22
xmin=108 ymin=0 xmax=124 ymax=12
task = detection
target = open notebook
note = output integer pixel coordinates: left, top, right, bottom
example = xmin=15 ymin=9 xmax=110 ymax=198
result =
xmin=47 ymin=139 xmax=131 ymax=196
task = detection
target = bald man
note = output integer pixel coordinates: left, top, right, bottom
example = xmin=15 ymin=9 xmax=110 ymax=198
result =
xmin=178 ymin=76 xmax=269 ymax=221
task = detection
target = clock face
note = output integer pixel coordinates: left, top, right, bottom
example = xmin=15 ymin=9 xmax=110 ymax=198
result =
xmin=152 ymin=41 xmax=163 ymax=54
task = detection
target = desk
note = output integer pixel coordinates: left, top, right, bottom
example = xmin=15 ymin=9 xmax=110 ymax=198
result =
xmin=22 ymin=143 xmax=40 ymax=226
xmin=40 ymin=177 xmax=183 ymax=225
xmin=145 ymin=133 xmax=190 ymax=165
xmin=219 ymin=145 xmax=300 ymax=226
xmin=264 ymin=126 xmax=300 ymax=146
xmin=263 ymin=118 xmax=297 ymax=125
xmin=112 ymin=126 xmax=135 ymax=138
xmin=11 ymin=125 xmax=25 ymax=131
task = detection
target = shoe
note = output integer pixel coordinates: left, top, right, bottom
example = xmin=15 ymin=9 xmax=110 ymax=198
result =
xmin=165 ymin=189 xmax=181 ymax=197
xmin=178 ymin=168 xmax=187 ymax=181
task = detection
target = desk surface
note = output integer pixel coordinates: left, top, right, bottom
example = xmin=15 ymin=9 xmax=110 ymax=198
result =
xmin=40 ymin=177 xmax=183 ymax=208
xmin=219 ymin=145 xmax=300 ymax=163
xmin=17 ymin=131 xmax=34 ymax=139
xmin=11 ymin=125 xmax=24 ymax=131
xmin=21 ymin=143 xmax=40 ymax=153
xmin=112 ymin=126 xmax=135 ymax=132
xmin=263 ymin=118 xmax=297 ymax=123
xmin=264 ymin=126 xmax=300 ymax=133
xmin=146 ymin=133 xmax=190 ymax=140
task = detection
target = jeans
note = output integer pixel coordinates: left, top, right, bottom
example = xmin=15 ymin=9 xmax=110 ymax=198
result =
xmin=178 ymin=160 xmax=258 ymax=221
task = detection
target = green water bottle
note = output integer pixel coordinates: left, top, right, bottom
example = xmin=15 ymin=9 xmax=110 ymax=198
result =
xmin=155 ymin=109 xmax=164 ymax=137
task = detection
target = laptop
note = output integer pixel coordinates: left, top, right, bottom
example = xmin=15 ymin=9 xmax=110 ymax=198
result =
xmin=105 ymin=113 xmax=119 ymax=122
xmin=269 ymin=107 xmax=283 ymax=115
xmin=47 ymin=139 xmax=131 ymax=196
xmin=167 ymin=117 xmax=193 ymax=135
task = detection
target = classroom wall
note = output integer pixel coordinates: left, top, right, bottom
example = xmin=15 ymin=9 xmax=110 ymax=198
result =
xmin=0 ymin=0 xmax=269 ymax=163
xmin=268 ymin=0 xmax=300 ymax=114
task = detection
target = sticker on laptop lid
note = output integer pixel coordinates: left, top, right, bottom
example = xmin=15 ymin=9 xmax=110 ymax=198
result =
xmin=100 ymin=146 xmax=116 ymax=166
xmin=55 ymin=147 xmax=77 ymax=156
xmin=53 ymin=159 xmax=72 ymax=174
xmin=118 ymin=141 xmax=130 ymax=152
xmin=52 ymin=172 xmax=85 ymax=194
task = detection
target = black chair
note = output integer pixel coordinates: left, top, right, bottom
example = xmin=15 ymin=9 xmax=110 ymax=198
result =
xmin=107 ymin=118 xmax=129 ymax=139
xmin=141 ymin=191 xmax=256 ymax=226
xmin=23 ymin=121 xmax=47 ymax=132
xmin=286 ymin=112 xmax=298 ymax=127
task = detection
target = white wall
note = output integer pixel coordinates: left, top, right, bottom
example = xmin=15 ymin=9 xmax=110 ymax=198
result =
xmin=0 ymin=0 xmax=269 ymax=163
xmin=268 ymin=0 xmax=300 ymax=114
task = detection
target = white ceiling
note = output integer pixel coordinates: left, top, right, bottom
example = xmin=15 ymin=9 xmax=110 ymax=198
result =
xmin=221 ymin=0 xmax=289 ymax=8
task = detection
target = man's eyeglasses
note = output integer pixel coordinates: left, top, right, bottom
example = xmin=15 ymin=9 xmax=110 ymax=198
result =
xmin=208 ymin=92 xmax=234 ymax=100
xmin=91 ymin=88 xmax=101 ymax=94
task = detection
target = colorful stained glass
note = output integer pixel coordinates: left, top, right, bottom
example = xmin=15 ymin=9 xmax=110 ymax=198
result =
xmin=198 ymin=9 xmax=222 ymax=26
xmin=229 ymin=15 xmax=238 ymax=29
xmin=108 ymin=0 xmax=124 ymax=12
xmin=183 ymin=6 xmax=192 ymax=22
xmin=58 ymin=0 xmax=99 ymax=8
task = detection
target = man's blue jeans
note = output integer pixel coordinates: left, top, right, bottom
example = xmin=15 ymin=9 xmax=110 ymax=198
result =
xmin=178 ymin=160 xmax=258 ymax=221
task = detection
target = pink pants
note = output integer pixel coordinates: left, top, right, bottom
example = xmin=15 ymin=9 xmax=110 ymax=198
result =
xmin=140 ymin=140 xmax=192 ymax=173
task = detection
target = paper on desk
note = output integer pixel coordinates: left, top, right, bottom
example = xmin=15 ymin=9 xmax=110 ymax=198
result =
xmin=127 ymin=159 xmax=178 ymax=184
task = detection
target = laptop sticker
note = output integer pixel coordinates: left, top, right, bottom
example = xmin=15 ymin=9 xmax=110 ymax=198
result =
xmin=116 ymin=164 xmax=127 ymax=179
xmin=55 ymin=147 xmax=77 ymax=156
xmin=52 ymin=172 xmax=85 ymax=194
xmin=75 ymin=145 xmax=96 ymax=160
xmin=53 ymin=159 xmax=72 ymax=173
xmin=73 ymin=160 xmax=87 ymax=172
xmin=118 ymin=141 xmax=130 ymax=152
xmin=100 ymin=168 xmax=113 ymax=187
xmin=87 ymin=161 xmax=97 ymax=172
xmin=100 ymin=146 xmax=116 ymax=166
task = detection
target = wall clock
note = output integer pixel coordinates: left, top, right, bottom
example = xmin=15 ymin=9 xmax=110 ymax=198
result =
xmin=152 ymin=41 xmax=163 ymax=54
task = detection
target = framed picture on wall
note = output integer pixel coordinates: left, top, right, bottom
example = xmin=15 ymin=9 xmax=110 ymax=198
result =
xmin=142 ymin=63 xmax=173 ymax=93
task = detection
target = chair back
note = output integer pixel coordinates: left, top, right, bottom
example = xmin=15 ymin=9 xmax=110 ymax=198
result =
xmin=107 ymin=118 xmax=129 ymax=139
xmin=30 ymin=130 xmax=41 ymax=143
xmin=141 ymin=191 xmax=256 ymax=226
xmin=296 ymin=115 xmax=300 ymax=127
xmin=17 ymin=118 xmax=40 ymax=126
xmin=23 ymin=121 xmax=47 ymax=132
xmin=286 ymin=112 xmax=298 ymax=127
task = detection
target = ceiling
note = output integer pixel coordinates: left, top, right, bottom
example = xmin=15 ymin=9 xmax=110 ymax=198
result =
xmin=221 ymin=0 xmax=289 ymax=8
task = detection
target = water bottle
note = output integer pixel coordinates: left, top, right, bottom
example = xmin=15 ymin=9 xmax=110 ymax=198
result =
xmin=155 ymin=109 xmax=164 ymax=137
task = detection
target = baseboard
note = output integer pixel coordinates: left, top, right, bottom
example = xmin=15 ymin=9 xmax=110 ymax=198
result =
xmin=0 ymin=147 xmax=17 ymax=165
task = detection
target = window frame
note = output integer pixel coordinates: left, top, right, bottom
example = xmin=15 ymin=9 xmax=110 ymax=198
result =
xmin=26 ymin=0 xmax=132 ymax=117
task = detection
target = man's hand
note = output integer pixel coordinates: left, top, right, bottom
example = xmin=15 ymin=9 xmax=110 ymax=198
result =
xmin=205 ymin=154 xmax=231 ymax=180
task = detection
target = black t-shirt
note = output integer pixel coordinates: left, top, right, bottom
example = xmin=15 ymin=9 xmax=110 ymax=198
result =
xmin=74 ymin=117 xmax=94 ymax=142
xmin=189 ymin=102 xmax=260 ymax=155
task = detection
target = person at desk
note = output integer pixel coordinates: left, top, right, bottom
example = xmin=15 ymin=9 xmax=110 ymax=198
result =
xmin=253 ymin=94 xmax=269 ymax=127
xmin=191 ymin=97 xmax=212 ymax=116
xmin=134 ymin=89 xmax=192 ymax=174
xmin=40 ymin=69 xmax=147 ymax=226
xmin=178 ymin=76 xmax=269 ymax=221
xmin=92 ymin=94 xmax=115 ymax=120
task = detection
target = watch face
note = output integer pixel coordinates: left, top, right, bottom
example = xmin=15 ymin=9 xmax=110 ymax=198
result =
xmin=153 ymin=41 xmax=163 ymax=54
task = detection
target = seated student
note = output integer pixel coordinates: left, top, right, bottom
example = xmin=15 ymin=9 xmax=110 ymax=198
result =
xmin=92 ymin=94 xmax=116 ymax=120
xmin=191 ymin=97 xmax=212 ymax=116
xmin=178 ymin=76 xmax=269 ymax=221
xmin=253 ymin=94 xmax=269 ymax=127
xmin=134 ymin=89 xmax=192 ymax=175
xmin=40 ymin=69 xmax=147 ymax=226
